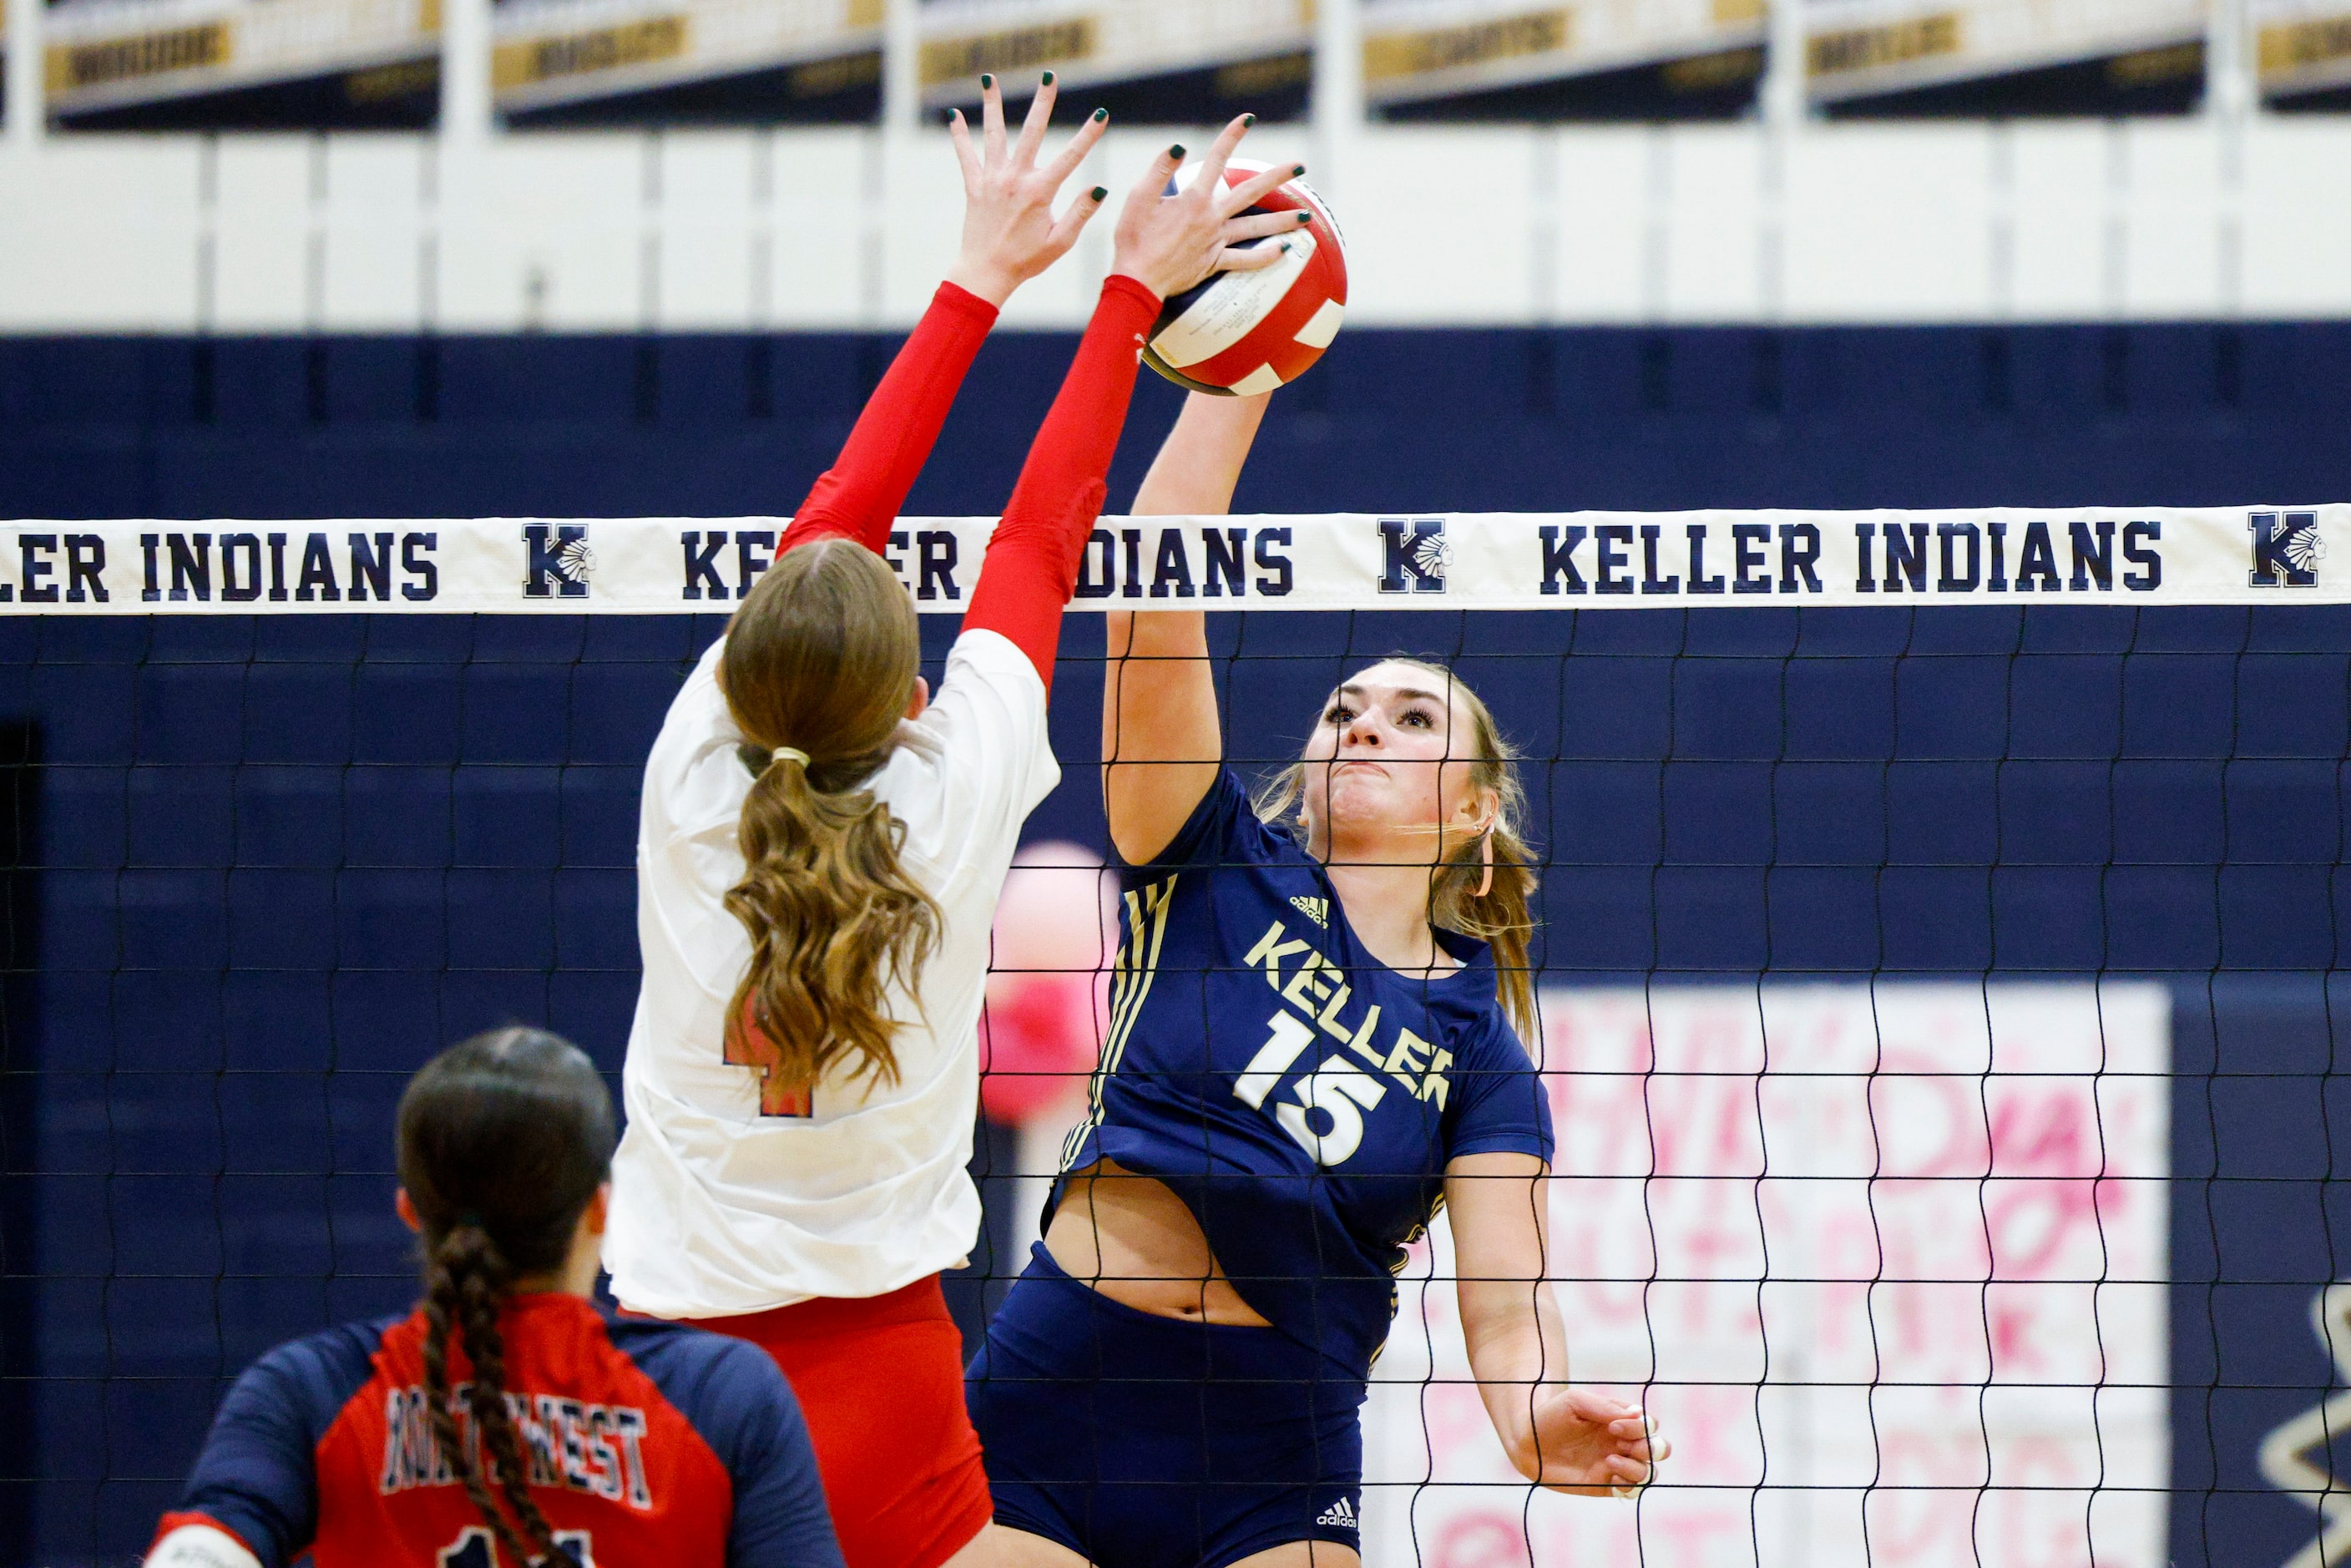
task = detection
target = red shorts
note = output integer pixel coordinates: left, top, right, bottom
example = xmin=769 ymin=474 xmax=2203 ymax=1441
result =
xmin=693 ymin=1276 xmax=993 ymax=1568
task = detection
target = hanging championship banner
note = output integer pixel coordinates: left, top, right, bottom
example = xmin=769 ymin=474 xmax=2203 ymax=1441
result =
xmin=491 ymin=0 xmax=877 ymax=124
xmin=2252 ymin=0 xmax=2351 ymax=106
xmin=1805 ymin=0 xmax=2207 ymax=115
xmin=42 ymin=0 xmax=437 ymax=129
xmin=1360 ymin=0 xmax=1765 ymax=120
xmin=1364 ymin=983 xmax=2170 ymax=1568
xmin=1 ymin=504 xmax=2344 ymax=614
xmin=918 ymin=0 xmax=1314 ymax=124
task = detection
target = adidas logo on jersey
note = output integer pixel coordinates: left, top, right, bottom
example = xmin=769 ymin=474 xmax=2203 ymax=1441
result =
xmin=1290 ymin=895 xmax=1328 ymax=928
xmin=1315 ymin=1497 xmax=1358 ymax=1531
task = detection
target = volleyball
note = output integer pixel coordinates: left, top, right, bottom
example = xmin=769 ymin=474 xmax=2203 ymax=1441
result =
xmin=1142 ymin=159 xmax=1349 ymax=397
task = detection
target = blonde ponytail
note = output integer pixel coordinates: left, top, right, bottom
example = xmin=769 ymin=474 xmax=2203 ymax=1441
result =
xmin=720 ymin=542 xmax=942 ymax=1096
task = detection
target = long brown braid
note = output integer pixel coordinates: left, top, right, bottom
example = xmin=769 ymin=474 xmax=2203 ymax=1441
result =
xmin=399 ymin=1027 xmax=617 ymax=1564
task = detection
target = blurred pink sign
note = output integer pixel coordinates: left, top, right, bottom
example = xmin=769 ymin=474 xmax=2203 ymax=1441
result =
xmin=1365 ymin=983 xmax=2168 ymax=1568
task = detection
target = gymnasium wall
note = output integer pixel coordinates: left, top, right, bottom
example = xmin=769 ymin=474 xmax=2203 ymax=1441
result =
xmin=6 ymin=119 xmax=2351 ymax=335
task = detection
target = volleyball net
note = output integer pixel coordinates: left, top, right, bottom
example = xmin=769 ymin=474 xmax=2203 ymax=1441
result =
xmin=4 ymin=505 xmax=2348 ymax=1568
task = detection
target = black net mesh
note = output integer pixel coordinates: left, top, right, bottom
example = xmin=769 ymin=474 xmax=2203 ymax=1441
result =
xmin=3 ymin=599 xmax=2348 ymax=1565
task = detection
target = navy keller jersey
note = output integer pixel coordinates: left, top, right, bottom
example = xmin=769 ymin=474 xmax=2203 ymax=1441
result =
xmin=155 ymin=1292 xmax=842 ymax=1568
xmin=1054 ymin=767 xmax=1555 ymax=1380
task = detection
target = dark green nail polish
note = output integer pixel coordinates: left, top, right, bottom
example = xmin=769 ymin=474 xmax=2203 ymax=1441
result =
xmin=1170 ymin=144 xmax=1186 ymax=159
xmin=1041 ymin=69 xmax=1054 ymax=85
xmin=980 ymin=73 xmax=993 ymax=89
xmin=1091 ymin=186 xmax=1108 ymax=201
xmin=945 ymin=108 xmax=959 ymax=124
xmin=1092 ymin=107 xmax=1107 ymax=123
xmin=1293 ymin=164 xmax=1307 ymax=176
xmin=1243 ymin=113 xmax=1256 ymax=127
xmin=1297 ymin=210 xmax=1313 ymax=222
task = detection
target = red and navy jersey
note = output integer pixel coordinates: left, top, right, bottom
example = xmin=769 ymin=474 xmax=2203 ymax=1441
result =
xmin=155 ymin=1292 xmax=843 ymax=1568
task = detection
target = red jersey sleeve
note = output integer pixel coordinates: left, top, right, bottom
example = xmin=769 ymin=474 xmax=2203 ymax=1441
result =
xmin=778 ymin=281 xmax=999 ymax=555
xmin=962 ymin=274 xmax=1163 ymax=690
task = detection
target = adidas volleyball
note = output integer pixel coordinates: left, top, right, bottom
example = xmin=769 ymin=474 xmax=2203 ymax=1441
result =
xmin=1143 ymin=159 xmax=1348 ymax=397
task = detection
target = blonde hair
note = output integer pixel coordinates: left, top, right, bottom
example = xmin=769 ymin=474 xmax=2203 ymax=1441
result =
xmin=1253 ymin=657 xmax=1539 ymax=1041
xmin=719 ymin=540 xmax=941 ymax=1095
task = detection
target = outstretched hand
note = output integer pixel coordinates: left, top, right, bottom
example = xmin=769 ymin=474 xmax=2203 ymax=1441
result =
xmin=1521 ymin=1388 xmax=1670 ymax=1498
xmin=1111 ymin=114 xmax=1319 ymax=301
xmin=945 ymin=73 xmax=1113 ymax=308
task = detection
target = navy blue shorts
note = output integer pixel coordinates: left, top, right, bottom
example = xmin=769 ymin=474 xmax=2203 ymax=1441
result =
xmin=964 ymin=1245 xmax=1366 ymax=1568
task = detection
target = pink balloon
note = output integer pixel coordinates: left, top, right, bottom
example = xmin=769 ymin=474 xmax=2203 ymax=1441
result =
xmin=978 ymin=842 xmax=1117 ymax=1126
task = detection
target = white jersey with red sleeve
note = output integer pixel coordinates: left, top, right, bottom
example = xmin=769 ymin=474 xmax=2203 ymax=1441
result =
xmin=604 ymin=625 xmax=1059 ymax=1318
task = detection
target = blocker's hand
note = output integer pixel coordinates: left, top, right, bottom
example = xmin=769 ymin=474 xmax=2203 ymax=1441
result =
xmin=1519 ymin=1387 xmax=1670 ymax=1499
xmin=945 ymin=73 xmax=1113 ymax=308
xmin=1111 ymin=114 xmax=1319 ymax=301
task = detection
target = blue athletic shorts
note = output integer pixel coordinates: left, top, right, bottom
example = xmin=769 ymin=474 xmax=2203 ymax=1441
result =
xmin=964 ymin=1244 xmax=1366 ymax=1568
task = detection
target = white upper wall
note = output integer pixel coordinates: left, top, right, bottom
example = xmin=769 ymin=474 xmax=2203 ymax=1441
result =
xmin=1 ymin=116 xmax=2348 ymax=333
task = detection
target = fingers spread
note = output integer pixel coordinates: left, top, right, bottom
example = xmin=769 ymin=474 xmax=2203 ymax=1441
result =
xmin=980 ymin=73 xmax=1006 ymax=160
xmin=946 ymin=109 xmax=981 ymax=185
xmin=1013 ymin=74 xmax=1057 ymax=167
xmin=1223 ymin=160 xmax=1302 ymax=215
xmin=1225 ymin=210 xmax=1305 ymax=243
xmin=1195 ymin=113 xmax=1253 ymax=190
xmin=1132 ymin=141 xmax=1185 ymax=201
xmin=1042 ymin=107 xmax=1108 ymax=186
xmin=1045 ymin=185 xmax=1110 ymax=251
xmin=1215 ymin=240 xmax=1288 ymax=274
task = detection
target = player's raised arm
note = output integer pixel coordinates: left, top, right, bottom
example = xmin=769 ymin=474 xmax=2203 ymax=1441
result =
xmin=1100 ymin=391 xmax=1269 ymax=865
xmin=781 ymin=74 xmax=1110 ymax=554
xmin=958 ymin=118 xmax=1300 ymax=695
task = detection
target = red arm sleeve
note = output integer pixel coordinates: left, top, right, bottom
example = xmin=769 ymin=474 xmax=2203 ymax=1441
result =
xmin=778 ymin=281 xmax=999 ymax=555
xmin=962 ymin=275 xmax=1163 ymax=693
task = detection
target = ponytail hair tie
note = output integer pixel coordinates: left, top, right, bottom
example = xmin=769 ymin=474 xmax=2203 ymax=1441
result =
xmin=770 ymin=746 xmax=811 ymax=771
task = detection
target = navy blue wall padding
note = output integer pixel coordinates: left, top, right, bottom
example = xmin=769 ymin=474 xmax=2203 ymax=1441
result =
xmin=3 ymin=321 xmax=2349 ymax=1565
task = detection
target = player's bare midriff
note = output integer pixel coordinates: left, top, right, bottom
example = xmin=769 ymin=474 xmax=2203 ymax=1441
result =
xmin=1044 ymin=1158 xmax=1276 ymax=1326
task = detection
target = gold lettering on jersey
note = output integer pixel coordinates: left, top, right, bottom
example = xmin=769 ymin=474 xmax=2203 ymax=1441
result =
xmin=1317 ymin=981 xmax=1361 ymax=1044
xmin=1243 ymin=919 xmax=1312 ymax=984
xmin=1418 ymin=1048 xmax=1455 ymax=1109
xmin=1281 ymin=949 xmax=1337 ymax=1011
xmin=381 ymin=1382 xmax=653 ymax=1510
xmin=1239 ymin=916 xmax=1454 ymax=1106
xmin=1383 ymin=1029 xmax=1431 ymax=1091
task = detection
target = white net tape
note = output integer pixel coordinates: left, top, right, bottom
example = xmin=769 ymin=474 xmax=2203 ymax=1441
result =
xmin=2 ymin=505 xmax=2342 ymax=613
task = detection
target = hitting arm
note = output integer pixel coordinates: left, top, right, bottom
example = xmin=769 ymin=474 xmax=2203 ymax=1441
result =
xmin=1100 ymin=392 xmax=1272 ymax=864
xmin=962 ymin=119 xmax=1298 ymax=699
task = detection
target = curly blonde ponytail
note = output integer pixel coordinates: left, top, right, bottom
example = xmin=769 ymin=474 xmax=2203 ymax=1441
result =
xmin=720 ymin=541 xmax=942 ymax=1101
